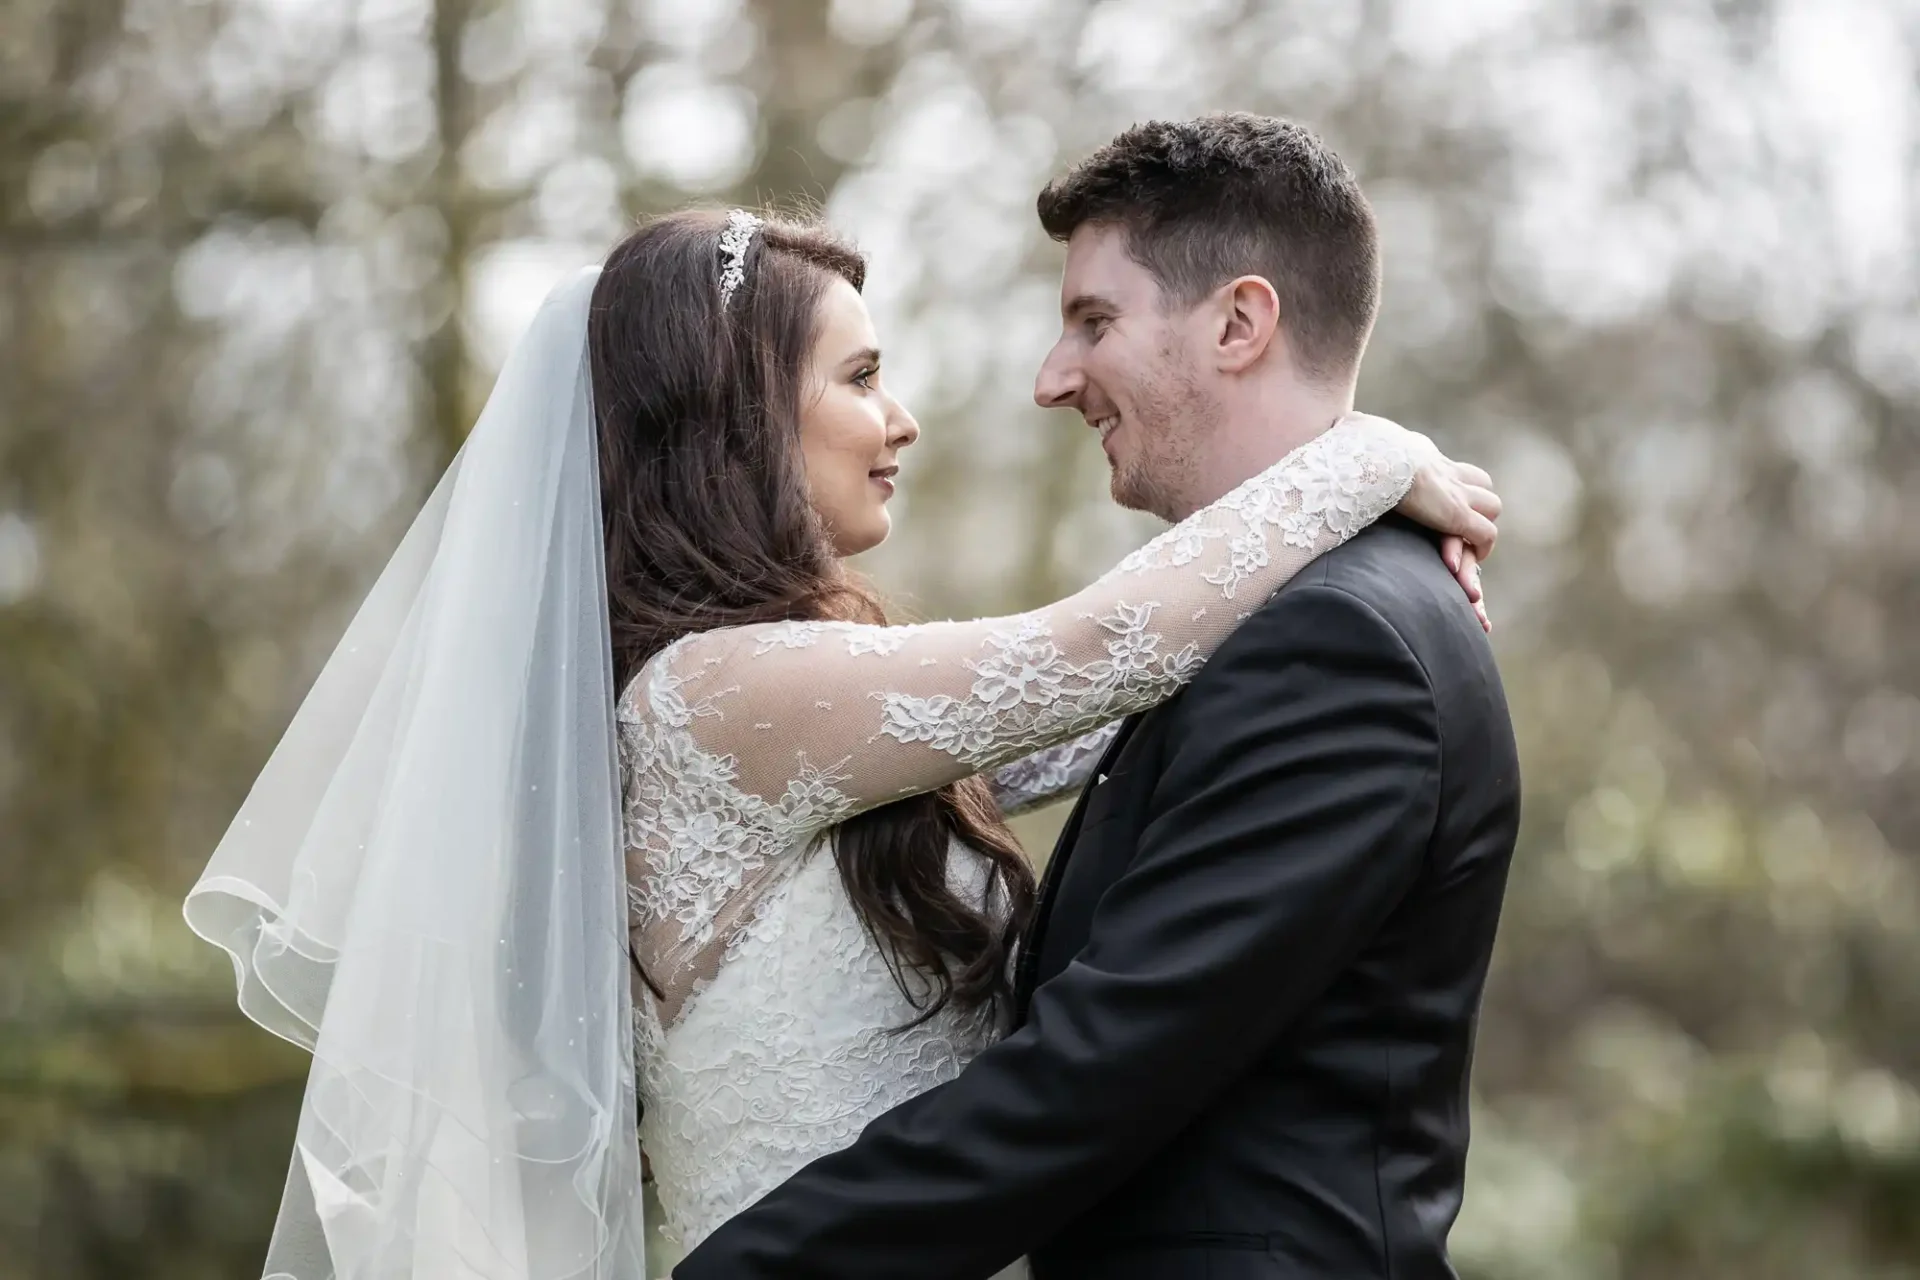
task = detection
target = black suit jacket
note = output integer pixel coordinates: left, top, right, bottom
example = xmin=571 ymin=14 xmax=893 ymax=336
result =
xmin=675 ymin=516 xmax=1522 ymax=1279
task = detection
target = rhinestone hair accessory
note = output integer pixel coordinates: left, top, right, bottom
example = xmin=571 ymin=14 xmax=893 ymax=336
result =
xmin=717 ymin=209 xmax=762 ymax=308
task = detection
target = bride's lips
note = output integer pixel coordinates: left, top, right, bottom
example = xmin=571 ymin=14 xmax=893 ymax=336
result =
xmin=869 ymin=465 xmax=898 ymax=497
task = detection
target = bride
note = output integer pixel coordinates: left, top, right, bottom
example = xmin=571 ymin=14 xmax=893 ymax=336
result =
xmin=184 ymin=207 xmax=1499 ymax=1278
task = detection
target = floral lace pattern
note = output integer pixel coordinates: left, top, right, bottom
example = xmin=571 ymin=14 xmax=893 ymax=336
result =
xmin=635 ymin=841 xmax=1004 ymax=1251
xmin=613 ymin=418 xmax=1417 ymax=1252
xmin=617 ymin=419 xmax=1413 ymax=1008
xmin=873 ymin=604 xmax=1199 ymax=772
xmin=619 ymin=658 xmax=858 ymax=987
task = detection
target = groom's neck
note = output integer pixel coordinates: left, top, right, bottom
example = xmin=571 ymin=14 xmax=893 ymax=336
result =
xmin=1175 ymin=374 xmax=1355 ymax=518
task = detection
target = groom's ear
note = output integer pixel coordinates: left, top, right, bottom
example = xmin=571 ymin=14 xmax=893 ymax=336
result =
xmin=1212 ymin=275 xmax=1282 ymax=374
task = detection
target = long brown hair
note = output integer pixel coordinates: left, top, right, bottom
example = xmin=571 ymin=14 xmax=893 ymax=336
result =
xmin=589 ymin=209 xmax=1034 ymax=1026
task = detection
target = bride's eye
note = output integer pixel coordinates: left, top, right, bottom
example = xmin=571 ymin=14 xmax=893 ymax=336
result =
xmin=852 ymin=366 xmax=879 ymax=390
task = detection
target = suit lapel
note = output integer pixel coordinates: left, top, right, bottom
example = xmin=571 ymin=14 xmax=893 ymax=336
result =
xmin=1013 ymin=713 xmax=1146 ymax=1020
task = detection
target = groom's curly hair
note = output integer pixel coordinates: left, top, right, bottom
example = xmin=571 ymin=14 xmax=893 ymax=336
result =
xmin=1038 ymin=113 xmax=1380 ymax=384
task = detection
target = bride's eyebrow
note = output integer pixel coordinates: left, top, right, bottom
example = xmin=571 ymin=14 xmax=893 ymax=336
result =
xmin=842 ymin=346 xmax=881 ymax=368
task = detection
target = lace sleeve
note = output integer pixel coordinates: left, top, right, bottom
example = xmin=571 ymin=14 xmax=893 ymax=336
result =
xmin=988 ymin=726 xmax=1121 ymax=817
xmin=620 ymin=418 xmax=1416 ymax=1010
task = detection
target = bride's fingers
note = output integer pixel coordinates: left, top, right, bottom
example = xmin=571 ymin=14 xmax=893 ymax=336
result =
xmin=1458 ymin=545 xmax=1484 ymax=603
xmin=1464 ymin=482 xmax=1502 ymax=524
xmin=1459 ymin=546 xmax=1492 ymax=633
xmin=1450 ymin=503 xmax=1499 ymax=556
xmin=1454 ymin=487 xmax=1500 ymax=558
xmin=1451 ymin=461 xmax=1494 ymax=490
xmin=1440 ymin=536 xmax=1477 ymax=597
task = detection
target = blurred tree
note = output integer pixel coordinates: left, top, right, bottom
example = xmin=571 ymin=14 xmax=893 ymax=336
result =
xmin=3 ymin=0 xmax=1918 ymax=1276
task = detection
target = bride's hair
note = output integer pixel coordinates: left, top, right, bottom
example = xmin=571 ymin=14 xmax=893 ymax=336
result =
xmin=588 ymin=208 xmax=1035 ymax=1027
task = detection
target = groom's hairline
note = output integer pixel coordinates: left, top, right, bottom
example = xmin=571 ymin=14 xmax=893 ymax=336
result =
xmin=1071 ymin=216 xmax=1258 ymax=314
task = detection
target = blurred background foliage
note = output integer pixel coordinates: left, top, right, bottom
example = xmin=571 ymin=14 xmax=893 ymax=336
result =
xmin=3 ymin=0 xmax=1918 ymax=1275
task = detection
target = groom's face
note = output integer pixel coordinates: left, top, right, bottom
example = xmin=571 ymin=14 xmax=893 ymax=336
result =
xmin=1034 ymin=224 xmax=1218 ymax=521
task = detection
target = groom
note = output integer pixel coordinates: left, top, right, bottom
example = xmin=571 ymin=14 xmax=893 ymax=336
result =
xmin=675 ymin=113 xmax=1522 ymax=1279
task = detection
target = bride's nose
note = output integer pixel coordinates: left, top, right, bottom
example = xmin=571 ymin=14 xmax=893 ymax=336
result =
xmin=886 ymin=400 xmax=920 ymax=450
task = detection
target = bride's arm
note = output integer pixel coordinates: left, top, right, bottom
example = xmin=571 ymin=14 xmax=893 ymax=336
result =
xmin=987 ymin=725 xmax=1122 ymax=817
xmin=628 ymin=415 xmax=1476 ymax=835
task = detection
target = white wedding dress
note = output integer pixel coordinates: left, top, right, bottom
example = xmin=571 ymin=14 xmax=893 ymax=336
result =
xmin=616 ymin=418 xmax=1418 ymax=1266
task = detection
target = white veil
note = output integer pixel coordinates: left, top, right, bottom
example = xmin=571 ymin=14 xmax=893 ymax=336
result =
xmin=184 ymin=267 xmax=648 ymax=1279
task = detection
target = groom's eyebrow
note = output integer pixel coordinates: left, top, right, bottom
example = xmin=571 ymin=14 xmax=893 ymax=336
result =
xmin=1063 ymin=293 xmax=1120 ymax=320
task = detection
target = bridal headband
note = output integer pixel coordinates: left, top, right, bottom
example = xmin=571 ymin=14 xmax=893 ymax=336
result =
xmin=718 ymin=208 xmax=761 ymax=308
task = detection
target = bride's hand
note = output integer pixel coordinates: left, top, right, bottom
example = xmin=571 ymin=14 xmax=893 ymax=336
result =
xmin=1447 ymin=540 xmax=1493 ymax=634
xmin=1343 ymin=413 xmax=1501 ymax=634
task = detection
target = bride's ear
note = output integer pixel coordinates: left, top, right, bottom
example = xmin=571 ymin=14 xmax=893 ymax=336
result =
xmin=1213 ymin=275 xmax=1281 ymax=373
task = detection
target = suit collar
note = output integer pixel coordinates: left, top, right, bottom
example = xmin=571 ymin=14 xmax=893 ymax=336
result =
xmin=1014 ymin=713 xmax=1150 ymax=1019
xmin=1044 ymin=714 xmax=1146 ymax=865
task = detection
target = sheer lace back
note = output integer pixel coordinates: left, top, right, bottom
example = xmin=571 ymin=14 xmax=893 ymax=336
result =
xmin=614 ymin=418 xmax=1418 ymax=1027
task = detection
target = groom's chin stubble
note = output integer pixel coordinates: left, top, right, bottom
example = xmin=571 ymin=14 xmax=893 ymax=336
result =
xmin=1109 ymin=430 xmax=1203 ymax=522
xmin=1110 ymin=463 xmax=1178 ymax=523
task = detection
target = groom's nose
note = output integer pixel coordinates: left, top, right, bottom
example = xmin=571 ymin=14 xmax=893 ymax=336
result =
xmin=1033 ymin=340 xmax=1084 ymax=410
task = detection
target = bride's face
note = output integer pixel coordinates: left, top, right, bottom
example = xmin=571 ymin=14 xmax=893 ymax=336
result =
xmin=798 ymin=278 xmax=919 ymax=557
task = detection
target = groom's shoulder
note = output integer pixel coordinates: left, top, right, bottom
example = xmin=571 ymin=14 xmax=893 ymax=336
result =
xmin=1243 ymin=514 xmax=1483 ymax=671
xmin=1170 ymin=517 xmax=1500 ymax=732
xmin=1272 ymin=514 xmax=1453 ymax=617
